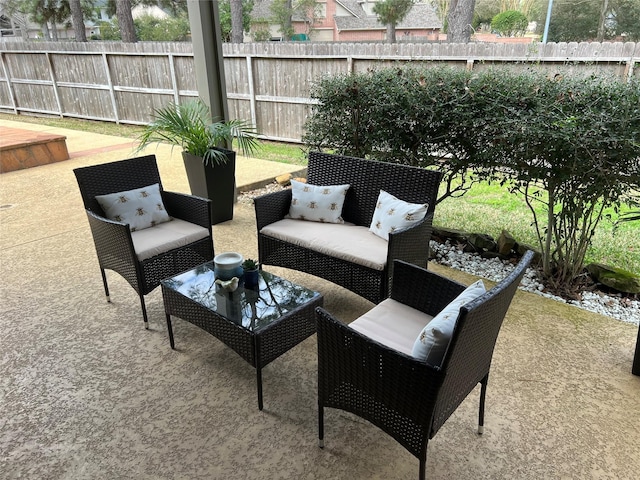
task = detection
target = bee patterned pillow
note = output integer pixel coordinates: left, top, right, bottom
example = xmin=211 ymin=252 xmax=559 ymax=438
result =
xmin=96 ymin=183 xmax=171 ymax=232
xmin=286 ymin=179 xmax=350 ymax=224
xmin=369 ymin=190 xmax=429 ymax=241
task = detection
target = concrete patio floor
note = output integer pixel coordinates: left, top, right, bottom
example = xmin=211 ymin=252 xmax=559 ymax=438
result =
xmin=1 ymin=118 xmax=639 ymax=479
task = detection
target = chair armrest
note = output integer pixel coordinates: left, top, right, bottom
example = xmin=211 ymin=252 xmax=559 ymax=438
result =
xmin=85 ymin=209 xmax=137 ymax=268
xmin=390 ymin=260 xmax=468 ymax=317
xmin=254 ymin=189 xmax=292 ymax=230
xmin=162 ymin=190 xmax=212 ymax=229
xmin=387 ymin=212 xmax=434 ymax=275
xmin=316 ymin=306 xmax=445 ymax=416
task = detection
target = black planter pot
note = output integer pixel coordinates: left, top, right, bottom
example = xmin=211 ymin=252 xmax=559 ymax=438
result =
xmin=182 ymin=149 xmax=236 ymax=225
xmin=243 ymin=269 xmax=260 ymax=287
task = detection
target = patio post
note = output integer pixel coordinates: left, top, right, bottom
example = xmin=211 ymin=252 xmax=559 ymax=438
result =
xmin=186 ymin=0 xmax=230 ymax=131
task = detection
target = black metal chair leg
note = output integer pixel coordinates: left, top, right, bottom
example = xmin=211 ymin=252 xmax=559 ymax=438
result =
xmin=318 ymin=404 xmax=324 ymax=448
xmin=419 ymin=454 xmax=427 ymax=480
xmin=478 ymin=374 xmax=488 ymax=435
xmin=632 ymin=324 xmax=640 ymax=376
xmin=100 ymin=268 xmax=110 ymax=302
xmin=139 ymin=294 xmax=149 ymax=329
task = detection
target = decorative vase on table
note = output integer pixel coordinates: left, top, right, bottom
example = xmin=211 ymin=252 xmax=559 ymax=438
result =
xmin=214 ymin=252 xmax=244 ymax=281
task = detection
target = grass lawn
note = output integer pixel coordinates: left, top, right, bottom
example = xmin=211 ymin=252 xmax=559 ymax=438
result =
xmin=435 ymin=183 xmax=640 ymax=276
xmin=2 ymin=114 xmax=638 ymax=275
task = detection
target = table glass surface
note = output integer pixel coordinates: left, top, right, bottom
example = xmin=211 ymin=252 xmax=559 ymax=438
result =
xmin=161 ymin=262 xmax=320 ymax=332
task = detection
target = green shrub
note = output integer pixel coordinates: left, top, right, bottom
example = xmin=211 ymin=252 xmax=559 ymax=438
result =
xmin=134 ymin=14 xmax=190 ymax=42
xmin=98 ymin=20 xmax=120 ymax=40
xmin=490 ymin=10 xmax=528 ymax=37
xmin=303 ymin=66 xmax=640 ymax=290
xmin=98 ymin=15 xmax=190 ymax=42
xmin=479 ymin=71 xmax=640 ymax=288
xmin=303 ymin=67 xmax=483 ymax=203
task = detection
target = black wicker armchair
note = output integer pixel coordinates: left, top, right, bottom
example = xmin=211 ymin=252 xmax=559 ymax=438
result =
xmin=74 ymin=155 xmax=214 ymax=328
xmin=255 ymin=151 xmax=443 ymax=304
xmin=316 ymin=251 xmax=534 ymax=480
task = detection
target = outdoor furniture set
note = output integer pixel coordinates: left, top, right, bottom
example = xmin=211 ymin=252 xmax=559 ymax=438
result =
xmin=75 ymin=152 xmax=531 ymax=478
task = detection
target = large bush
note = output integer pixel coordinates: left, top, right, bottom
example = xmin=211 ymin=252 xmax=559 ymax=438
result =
xmin=476 ymin=71 xmax=640 ymax=289
xmin=303 ymin=66 xmax=640 ymax=290
xmin=490 ymin=10 xmax=528 ymax=37
xmin=134 ymin=14 xmax=190 ymax=42
xmin=303 ymin=67 xmax=483 ymax=203
xmin=97 ymin=15 xmax=190 ymax=41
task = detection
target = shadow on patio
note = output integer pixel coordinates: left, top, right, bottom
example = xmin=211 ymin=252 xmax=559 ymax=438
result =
xmin=1 ymin=119 xmax=639 ymax=479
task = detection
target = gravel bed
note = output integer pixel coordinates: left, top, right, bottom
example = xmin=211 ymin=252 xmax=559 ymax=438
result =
xmin=238 ymin=182 xmax=287 ymax=205
xmin=431 ymin=241 xmax=640 ymax=326
xmin=240 ymin=183 xmax=639 ymax=326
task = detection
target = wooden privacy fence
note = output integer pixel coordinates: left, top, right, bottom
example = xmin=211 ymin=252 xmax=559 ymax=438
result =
xmin=1 ymin=41 xmax=638 ymax=143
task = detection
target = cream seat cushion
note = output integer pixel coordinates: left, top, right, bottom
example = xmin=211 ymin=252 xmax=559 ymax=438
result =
xmin=349 ymin=299 xmax=434 ymax=356
xmin=260 ymin=219 xmax=388 ymax=271
xmin=132 ymin=218 xmax=210 ymax=261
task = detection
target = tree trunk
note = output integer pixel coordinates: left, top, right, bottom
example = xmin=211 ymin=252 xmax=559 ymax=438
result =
xmin=69 ymin=0 xmax=87 ymax=42
xmin=230 ymin=0 xmax=244 ymax=43
xmin=446 ymin=0 xmax=476 ymax=43
xmin=116 ymin=0 xmax=137 ymax=43
xmin=42 ymin=23 xmax=51 ymax=41
xmin=596 ymin=0 xmax=609 ymax=42
xmin=284 ymin=0 xmax=293 ymax=40
xmin=387 ymin=23 xmax=396 ymax=43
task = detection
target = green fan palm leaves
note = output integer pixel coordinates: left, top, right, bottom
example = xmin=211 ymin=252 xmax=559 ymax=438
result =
xmin=137 ymin=99 xmax=259 ymax=165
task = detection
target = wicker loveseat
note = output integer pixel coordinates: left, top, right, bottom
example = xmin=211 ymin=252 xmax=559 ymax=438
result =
xmin=254 ymin=152 xmax=443 ymax=304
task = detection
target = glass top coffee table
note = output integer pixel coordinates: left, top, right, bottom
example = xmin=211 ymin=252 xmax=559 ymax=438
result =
xmin=160 ymin=262 xmax=323 ymax=410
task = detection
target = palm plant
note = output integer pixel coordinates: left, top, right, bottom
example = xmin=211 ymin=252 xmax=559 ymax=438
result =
xmin=137 ymin=99 xmax=259 ymax=165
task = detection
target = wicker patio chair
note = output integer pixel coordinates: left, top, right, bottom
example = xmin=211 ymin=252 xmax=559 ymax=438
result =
xmin=74 ymin=154 xmax=214 ymax=328
xmin=316 ymin=251 xmax=534 ymax=479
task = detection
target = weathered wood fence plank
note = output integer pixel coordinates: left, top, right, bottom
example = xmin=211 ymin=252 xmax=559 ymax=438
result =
xmin=0 ymin=41 xmax=638 ymax=142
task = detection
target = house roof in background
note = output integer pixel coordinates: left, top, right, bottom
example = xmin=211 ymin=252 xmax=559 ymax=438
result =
xmin=335 ymin=0 xmax=367 ymax=18
xmin=251 ymin=0 xmax=442 ymax=30
xmin=251 ymin=0 xmax=275 ymax=20
xmin=335 ymin=4 xmax=441 ymax=31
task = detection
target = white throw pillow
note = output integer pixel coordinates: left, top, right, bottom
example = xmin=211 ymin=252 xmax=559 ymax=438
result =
xmin=411 ymin=280 xmax=486 ymax=366
xmin=369 ymin=190 xmax=429 ymax=241
xmin=287 ymin=179 xmax=350 ymax=223
xmin=96 ymin=183 xmax=171 ymax=232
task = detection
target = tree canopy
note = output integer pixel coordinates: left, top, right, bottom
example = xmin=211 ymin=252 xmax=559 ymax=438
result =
xmin=491 ymin=9 xmax=528 ymax=36
xmin=532 ymin=0 xmax=640 ymax=41
xmin=372 ymin=0 xmax=415 ymax=43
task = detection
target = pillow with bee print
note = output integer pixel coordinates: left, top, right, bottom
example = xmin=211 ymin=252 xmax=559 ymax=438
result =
xmin=369 ymin=190 xmax=428 ymax=241
xmin=287 ymin=179 xmax=350 ymax=223
xmin=96 ymin=183 xmax=171 ymax=232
